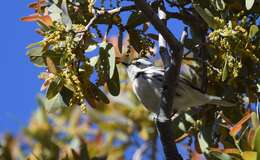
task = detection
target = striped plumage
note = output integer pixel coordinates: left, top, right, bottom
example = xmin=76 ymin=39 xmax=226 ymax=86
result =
xmin=126 ymin=59 xmax=234 ymax=114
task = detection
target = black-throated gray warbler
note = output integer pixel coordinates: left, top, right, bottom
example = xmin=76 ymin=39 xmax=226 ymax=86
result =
xmin=124 ymin=58 xmax=234 ymax=114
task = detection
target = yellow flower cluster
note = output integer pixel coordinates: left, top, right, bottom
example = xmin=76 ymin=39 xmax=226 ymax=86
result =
xmin=41 ymin=22 xmax=89 ymax=112
xmin=208 ymin=19 xmax=258 ymax=80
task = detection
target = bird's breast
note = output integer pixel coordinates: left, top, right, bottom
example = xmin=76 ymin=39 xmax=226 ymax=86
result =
xmin=132 ymin=75 xmax=161 ymax=114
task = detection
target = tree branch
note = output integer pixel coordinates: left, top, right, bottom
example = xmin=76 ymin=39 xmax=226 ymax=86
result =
xmin=134 ymin=1 xmax=184 ymax=159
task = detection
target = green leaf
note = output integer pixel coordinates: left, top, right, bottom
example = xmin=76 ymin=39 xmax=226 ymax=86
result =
xmin=108 ymin=43 xmax=116 ymax=79
xmin=45 ymin=50 xmax=62 ymax=66
xmin=46 ymin=77 xmax=64 ymax=99
xmin=79 ymin=138 xmax=90 ymax=160
xmin=178 ymin=122 xmax=187 ymax=132
xmin=242 ymin=151 xmax=257 ymax=160
xmin=49 ymin=13 xmax=62 ymax=22
xmin=222 ymin=57 xmax=228 ymax=81
xmin=85 ymin=44 xmax=97 ymax=53
xmin=246 ymin=0 xmax=255 ymax=10
xmin=33 ymin=103 xmax=48 ymax=123
xmin=215 ymin=0 xmax=226 ymax=10
xmin=249 ymin=25 xmax=259 ymax=39
xmin=210 ymin=151 xmax=234 ymax=160
xmin=26 ymin=41 xmax=44 ymax=49
xmin=53 ymin=0 xmax=59 ymax=4
xmin=26 ymin=47 xmax=45 ymax=67
xmin=197 ymin=132 xmax=209 ymax=154
xmin=27 ymin=47 xmax=43 ymax=57
xmin=107 ymin=66 xmax=120 ymax=96
xmin=89 ymin=82 xmax=110 ymax=104
xmin=61 ymin=0 xmax=72 ymax=30
xmin=253 ymin=127 xmax=260 ymax=159
xmin=37 ymin=94 xmax=67 ymax=113
xmin=48 ymin=4 xmax=63 ymax=14
xmin=115 ymin=132 xmax=129 ymax=142
xmin=59 ymin=86 xmax=73 ymax=106
xmin=251 ymin=112 xmax=260 ymax=130
xmin=89 ymin=56 xmax=99 ymax=67
xmin=184 ymin=113 xmax=195 ymax=124
xmin=193 ymin=3 xmax=223 ymax=29
xmin=96 ymin=42 xmax=110 ymax=85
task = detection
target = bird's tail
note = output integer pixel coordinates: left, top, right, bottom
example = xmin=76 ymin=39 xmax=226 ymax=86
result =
xmin=208 ymin=96 xmax=235 ymax=107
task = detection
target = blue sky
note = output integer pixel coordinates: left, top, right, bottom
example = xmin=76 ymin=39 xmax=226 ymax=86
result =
xmin=0 ymin=0 xmax=42 ymax=133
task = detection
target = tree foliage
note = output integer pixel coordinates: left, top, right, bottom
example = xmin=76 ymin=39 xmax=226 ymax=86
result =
xmin=5 ymin=0 xmax=259 ymax=159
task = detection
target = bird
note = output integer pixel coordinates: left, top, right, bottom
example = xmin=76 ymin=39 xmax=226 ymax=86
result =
xmin=124 ymin=58 xmax=235 ymax=115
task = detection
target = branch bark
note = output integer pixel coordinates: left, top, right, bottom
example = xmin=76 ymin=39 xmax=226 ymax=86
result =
xmin=134 ymin=1 xmax=184 ymax=159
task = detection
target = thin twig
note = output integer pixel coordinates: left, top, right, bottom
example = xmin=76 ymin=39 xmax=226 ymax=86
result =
xmin=84 ymin=15 xmax=97 ymax=31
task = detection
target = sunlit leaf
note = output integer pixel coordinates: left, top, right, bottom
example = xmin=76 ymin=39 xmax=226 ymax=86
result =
xmin=108 ymin=44 xmax=116 ymax=79
xmin=46 ymin=56 xmax=57 ymax=74
xmin=215 ymin=0 xmax=226 ymax=10
xmin=210 ymin=151 xmax=234 ymax=160
xmin=89 ymin=55 xmax=99 ymax=67
xmin=209 ymin=148 xmax=240 ymax=155
xmin=253 ymin=127 xmax=260 ymax=159
xmin=222 ymin=55 xmax=228 ymax=81
xmin=242 ymin=151 xmax=257 ymax=160
xmin=246 ymin=0 xmax=255 ymax=10
xmin=197 ymin=132 xmax=209 ymax=154
xmin=26 ymin=46 xmax=45 ymax=67
xmin=249 ymin=25 xmax=259 ymax=39
xmin=251 ymin=112 xmax=260 ymax=130
xmin=184 ymin=113 xmax=195 ymax=124
xmin=61 ymin=0 xmax=72 ymax=30
xmin=85 ymin=44 xmax=97 ymax=53
xmin=48 ymin=4 xmax=63 ymax=14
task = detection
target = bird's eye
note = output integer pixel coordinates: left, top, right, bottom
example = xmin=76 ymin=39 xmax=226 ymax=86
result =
xmin=135 ymin=62 xmax=141 ymax=66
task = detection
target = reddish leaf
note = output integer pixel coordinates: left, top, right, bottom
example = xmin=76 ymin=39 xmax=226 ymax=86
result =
xmin=21 ymin=14 xmax=52 ymax=27
xmin=38 ymin=15 xmax=52 ymax=27
xmin=229 ymin=112 xmax=252 ymax=137
xmin=20 ymin=13 xmax=41 ymax=22
xmin=28 ymin=0 xmax=45 ymax=12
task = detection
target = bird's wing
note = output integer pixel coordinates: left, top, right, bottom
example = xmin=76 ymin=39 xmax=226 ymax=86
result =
xmin=141 ymin=67 xmax=164 ymax=82
xmin=142 ymin=66 xmax=202 ymax=92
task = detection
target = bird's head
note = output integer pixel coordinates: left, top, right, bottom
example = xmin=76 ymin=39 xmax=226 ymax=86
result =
xmin=130 ymin=58 xmax=153 ymax=69
xmin=125 ymin=58 xmax=153 ymax=81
